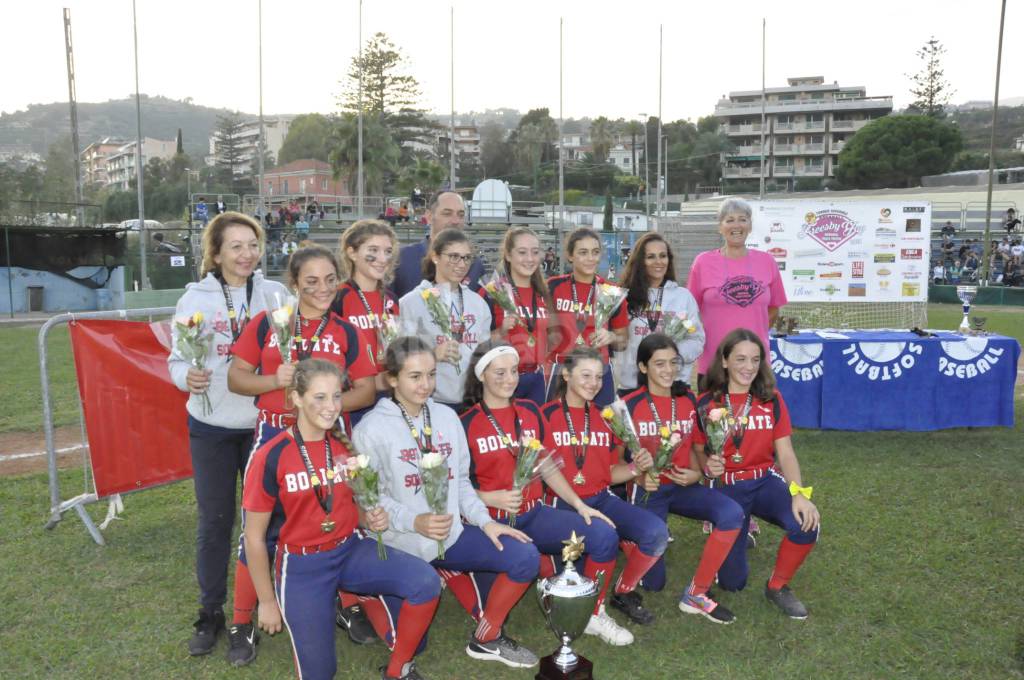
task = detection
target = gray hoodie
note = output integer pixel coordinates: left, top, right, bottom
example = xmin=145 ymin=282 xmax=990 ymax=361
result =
xmin=352 ymin=397 xmax=493 ymax=563
xmin=398 ymin=280 xmax=492 ymax=404
xmin=168 ymin=271 xmax=288 ymax=430
xmin=611 ymin=280 xmax=705 ymax=390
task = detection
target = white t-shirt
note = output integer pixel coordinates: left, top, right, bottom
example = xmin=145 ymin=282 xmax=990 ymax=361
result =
xmin=1011 ymin=245 xmax=1024 ymax=258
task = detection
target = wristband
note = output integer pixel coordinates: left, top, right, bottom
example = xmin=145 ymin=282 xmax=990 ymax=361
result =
xmin=789 ymin=482 xmax=813 ymax=499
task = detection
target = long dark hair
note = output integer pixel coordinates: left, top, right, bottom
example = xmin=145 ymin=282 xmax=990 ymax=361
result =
xmin=462 ymin=339 xmax=517 ymax=410
xmin=556 ymin=346 xmax=603 ymax=399
xmin=383 ymin=336 xmax=435 ymax=387
xmin=421 ymin=229 xmax=471 ymax=282
xmin=636 ymin=333 xmax=689 ymax=397
xmin=500 ymin=227 xmax=558 ymax=349
xmin=287 ymin=244 xmax=339 ymax=286
xmin=620 ymin=233 xmax=677 ymax=318
xmin=703 ymin=328 xmax=776 ymax=402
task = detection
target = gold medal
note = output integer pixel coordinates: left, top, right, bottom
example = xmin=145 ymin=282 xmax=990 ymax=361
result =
xmin=527 ymin=336 xmax=536 ymax=347
xmin=321 ymin=519 xmax=336 ymax=533
xmin=573 ymin=471 xmax=585 ymax=485
xmin=730 ymin=453 xmax=744 ymax=465
xmin=575 ymin=334 xmax=585 ymax=346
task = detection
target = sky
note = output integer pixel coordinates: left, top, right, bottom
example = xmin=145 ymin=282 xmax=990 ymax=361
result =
xmin=5 ymin=0 xmax=1021 ymax=124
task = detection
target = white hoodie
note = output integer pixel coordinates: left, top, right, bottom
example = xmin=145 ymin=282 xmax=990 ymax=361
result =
xmin=168 ymin=271 xmax=288 ymax=430
xmin=398 ymin=280 xmax=492 ymax=404
xmin=353 ymin=397 xmax=494 ymax=563
xmin=611 ymin=280 xmax=705 ymax=390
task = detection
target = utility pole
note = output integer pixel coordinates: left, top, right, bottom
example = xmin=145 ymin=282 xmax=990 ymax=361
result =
xmin=449 ymin=6 xmax=456 ymax=190
xmin=558 ymin=17 xmax=565 ymax=234
xmin=759 ymin=18 xmax=766 ymax=199
xmin=640 ymin=112 xmax=649 ymax=217
xmin=62 ymin=8 xmax=85 ymax=227
xmin=258 ymin=0 xmax=266 ymax=270
xmin=132 ymin=0 xmax=148 ymax=290
xmin=357 ymin=0 xmax=364 ymax=217
xmin=657 ymin=24 xmax=663 ymax=218
xmin=981 ymin=0 xmax=1007 ymax=285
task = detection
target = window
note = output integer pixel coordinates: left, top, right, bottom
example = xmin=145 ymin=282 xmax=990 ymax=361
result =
xmin=779 ymin=94 xmax=796 ymax=101
xmin=284 ymin=180 xmax=289 ymax=193
xmin=811 ymin=92 xmax=825 ymax=99
xmin=810 ymin=135 xmax=824 ymax=144
xmin=808 ymin=114 xmax=824 ymax=122
xmin=776 ymin=158 xmax=793 ymax=167
xmin=777 ymin=115 xmax=791 ymax=123
xmin=321 ymin=178 xmax=328 ymax=190
xmin=807 ymin=157 xmax=823 ymax=167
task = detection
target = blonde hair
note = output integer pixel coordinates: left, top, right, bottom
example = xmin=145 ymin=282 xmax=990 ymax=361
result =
xmin=200 ymin=212 xmax=266 ymax=278
xmin=338 ymin=219 xmax=399 ymax=284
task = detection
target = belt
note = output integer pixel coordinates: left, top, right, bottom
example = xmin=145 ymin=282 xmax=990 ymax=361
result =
xmin=718 ymin=464 xmax=776 ymax=486
xmin=281 ymin=534 xmax=349 ymax=555
xmin=258 ymin=410 xmax=296 ymax=428
xmin=493 ymin=497 xmax=541 ymax=521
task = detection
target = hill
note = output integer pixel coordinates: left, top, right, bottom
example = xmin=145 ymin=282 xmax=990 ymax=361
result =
xmin=0 ymin=95 xmax=255 ymax=159
xmin=947 ymin=104 xmax=1024 ymax=152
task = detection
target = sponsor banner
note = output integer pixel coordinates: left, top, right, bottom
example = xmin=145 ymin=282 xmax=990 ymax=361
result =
xmin=852 ymin=261 xmax=864 ymax=278
xmin=900 ymin=248 xmax=923 ymax=260
xmin=874 ymin=253 xmax=896 ymax=263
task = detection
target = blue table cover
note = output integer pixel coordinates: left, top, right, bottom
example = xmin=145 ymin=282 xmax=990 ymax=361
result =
xmin=769 ymin=331 xmax=1020 ymax=431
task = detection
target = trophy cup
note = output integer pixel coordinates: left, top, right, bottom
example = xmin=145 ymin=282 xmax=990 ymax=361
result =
xmin=535 ymin=532 xmax=599 ymax=680
xmin=955 ymin=285 xmax=977 ymax=334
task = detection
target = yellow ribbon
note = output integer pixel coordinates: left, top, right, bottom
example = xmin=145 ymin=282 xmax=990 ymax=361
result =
xmin=789 ymin=482 xmax=813 ymax=500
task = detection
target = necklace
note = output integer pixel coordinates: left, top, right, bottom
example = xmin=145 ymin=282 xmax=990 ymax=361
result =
xmin=351 ymin=281 xmax=390 ymax=362
xmin=512 ymin=284 xmax=538 ymax=348
xmin=291 ymin=427 xmax=336 ymax=533
xmin=645 ymin=285 xmax=665 ymax=333
xmin=480 ymin=402 xmax=522 ymax=452
xmin=570 ymin=276 xmax=595 ymax=346
xmin=394 ymin=398 xmax=434 ymax=455
xmin=216 ymin=273 xmax=254 ymax=342
xmin=644 ymin=390 xmax=676 ymax=435
xmin=449 ymin=285 xmax=466 ymax=342
xmin=293 ymin=311 xmax=330 ymax=361
xmin=724 ymin=393 xmax=753 ymax=465
xmin=560 ymin=398 xmax=591 ymax=486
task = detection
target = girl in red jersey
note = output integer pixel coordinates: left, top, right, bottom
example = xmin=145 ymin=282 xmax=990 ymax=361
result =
xmin=622 ymin=333 xmax=744 ymax=624
xmin=546 ymin=227 xmax=628 ymax=406
xmin=479 ymin=227 xmax=553 ymax=405
xmin=541 ymin=347 xmax=668 ymax=646
xmin=225 ymin=245 xmax=376 ymax=664
xmin=694 ymin=328 xmax=820 ymax=619
xmin=449 ymin=341 xmax=618 ymax=626
xmin=243 ymin=359 xmax=441 ymax=680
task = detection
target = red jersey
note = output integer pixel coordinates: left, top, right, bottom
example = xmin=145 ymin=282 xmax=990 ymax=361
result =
xmin=331 ymin=281 xmax=399 ymax=373
xmin=242 ymin=429 xmax=359 ymax=548
xmin=478 ymin=285 xmax=550 ymax=371
xmin=546 ymin=274 xmax=628 ymax=362
xmin=460 ymin=400 xmax=546 ymax=519
xmin=541 ymin=399 xmax=620 ymax=500
xmin=622 ymin=387 xmax=698 ymax=483
xmin=692 ymin=391 xmax=792 ymax=472
xmin=232 ymin=310 xmax=375 ymax=414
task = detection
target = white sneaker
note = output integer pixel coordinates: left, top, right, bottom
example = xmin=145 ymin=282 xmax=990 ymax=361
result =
xmin=584 ymin=605 xmax=634 ymax=646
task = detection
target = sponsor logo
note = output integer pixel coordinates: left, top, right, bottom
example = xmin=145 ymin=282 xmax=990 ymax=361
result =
xmin=852 ymin=261 xmax=864 ymax=278
xmin=771 ymin=340 xmax=824 ymax=382
xmin=938 ymin=338 xmax=1005 ymax=379
xmin=768 ymin=247 xmax=788 ymax=259
xmin=879 ymin=208 xmax=893 ymax=223
xmin=877 ymin=267 xmax=892 ymax=276
xmin=903 ymin=272 xmax=922 ymax=280
xmin=901 ymin=282 xmax=921 ymax=296
xmin=841 ymin=342 xmax=923 ymax=381
xmin=792 ymin=269 xmax=816 ymax=280
xmin=799 ymin=209 xmax=864 ymax=252
xmin=821 ymin=284 xmax=841 ymax=296
xmin=878 ymin=280 xmax=891 ymax=290
xmin=794 ymin=249 xmax=825 ymax=258
xmin=776 ymin=262 xmax=786 ymax=271
xmin=905 ymin=218 xmax=921 ymax=233
xmin=719 ymin=276 xmax=766 ymax=308
xmin=791 ymin=285 xmax=815 ymax=297
xmin=900 ymin=248 xmax=923 ymax=260
xmin=903 ymin=206 xmax=926 ymax=213
xmin=847 ymin=250 xmax=868 ymax=258
xmin=874 ymin=242 xmax=897 ymax=250
xmin=848 ymin=283 xmax=866 ymax=297
xmin=770 ymin=221 xmax=785 ymax=233
xmin=817 ymin=261 xmax=843 ymax=267
xmin=819 ymin=271 xmax=843 ymax=279
xmin=874 ymin=254 xmax=896 ymax=263
xmin=761 ymin=236 xmax=771 ymax=245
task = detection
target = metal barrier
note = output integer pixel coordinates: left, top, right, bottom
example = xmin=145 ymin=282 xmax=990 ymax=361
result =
xmin=40 ymin=306 xmax=176 ymax=545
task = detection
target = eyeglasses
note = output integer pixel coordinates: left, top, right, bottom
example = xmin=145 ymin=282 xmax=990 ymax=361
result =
xmin=444 ymin=253 xmax=474 ymax=265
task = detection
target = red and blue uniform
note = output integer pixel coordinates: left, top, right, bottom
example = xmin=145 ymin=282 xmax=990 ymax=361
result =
xmin=545 ymin=274 xmax=628 ymax=406
xmin=541 ymin=399 xmax=668 ymax=608
xmin=693 ymin=391 xmax=818 ymax=592
xmin=243 ymin=430 xmax=439 ymax=680
xmin=478 ymin=286 xmax=551 ymax=405
xmin=622 ymin=387 xmax=744 ymax=593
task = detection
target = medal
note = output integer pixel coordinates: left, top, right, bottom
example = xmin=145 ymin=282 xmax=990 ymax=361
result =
xmin=292 ymin=427 xmax=336 ymax=534
xmin=480 ymin=402 xmax=522 ymax=457
xmin=570 ymin=277 xmax=595 ymax=347
xmin=321 ymin=519 xmax=336 ymax=533
xmin=527 ymin=335 xmax=536 ymax=347
xmin=575 ymin=334 xmax=584 ymax=346
xmin=573 ymin=471 xmax=585 ymax=485
xmin=351 ymin=281 xmax=392 ymax=364
xmin=561 ymin=398 xmax=591 ymax=489
xmin=724 ymin=393 xmax=753 ymax=466
xmin=512 ymin=285 xmax=540 ymax=351
xmin=293 ymin=312 xmax=330 ymax=361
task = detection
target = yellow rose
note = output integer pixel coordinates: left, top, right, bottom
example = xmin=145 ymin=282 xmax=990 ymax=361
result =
xmin=420 ymin=290 xmax=430 ymax=300
xmin=601 ymin=407 xmax=614 ymax=420
xmin=529 ymin=439 xmax=542 ymax=450
xmin=191 ymin=311 xmax=203 ymax=324
xmin=659 ymin=426 xmax=670 ymax=438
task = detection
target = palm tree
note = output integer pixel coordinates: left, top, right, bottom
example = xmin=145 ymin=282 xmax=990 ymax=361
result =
xmin=328 ymin=113 xmax=400 ymax=197
xmin=397 ymin=154 xmax=446 ymax=195
xmin=623 ymin=120 xmax=645 ymax=178
xmin=589 ymin=117 xmax=616 ymax=164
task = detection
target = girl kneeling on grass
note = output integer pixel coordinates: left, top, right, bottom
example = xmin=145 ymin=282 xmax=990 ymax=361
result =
xmin=695 ymin=328 xmax=820 ymax=619
xmin=242 ymin=359 xmax=440 ymax=680
xmin=353 ymin=337 xmax=541 ymax=672
xmin=541 ymin=346 xmax=669 ymax=645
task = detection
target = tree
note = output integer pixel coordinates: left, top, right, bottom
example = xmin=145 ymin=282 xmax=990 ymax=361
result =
xmin=834 ymin=115 xmax=962 ymax=188
xmin=511 ymin=109 xmax=558 ymax=191
xmin=589 ymin=117 xmax=615 ymax=163
xmin=212 ymin=112 xmax=249 ymax=192
xmin=329 ymin=112 xmax=400 ymax=197
xmin=479 ymin=121 xmax=513 ymax=179
xmin=397 ymin=155 xmax=446 ymax=195
xmin=42 ymin=135 xmax=77 ymax=205
xmin=623 ymin=120 xmax=644 ymax=177
xmin=603 ymin=192 xmax=613 ymax=232
xmin=278 ymin=113 xmax=333 ymax=165
xmin=907 ymin=37 xmax=955 ymax=117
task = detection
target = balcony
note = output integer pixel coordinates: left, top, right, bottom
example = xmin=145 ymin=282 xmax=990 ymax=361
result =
xmin=729 ymin=144 xmax=765 ymax=156
xmin=830 ymin=118 xmax=872 ymax=132
xmin=791 ymin=120 xmax=826 ymax=133
xmin=726 ymin=123 xmax=763 ymax=136
xmin=831 ymin=139 xmax=847 ymax=153
xmin=722 ymin=166 xmax=763 ymax=178
xmin=773 ymin=166 xmax=795 ymax=176
xmin=796 ymin=166 xmax=826 ymax=177
xmin=773 ymin=142 xmax=826 ymax=155
xmin=715 ymin=96 xmax=893 ymax=117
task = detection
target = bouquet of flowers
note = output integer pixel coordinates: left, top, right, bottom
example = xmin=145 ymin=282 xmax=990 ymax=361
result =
xmin=420 ymin=287 xmax=460 ymax=374
xmin=700 ymin=406 xmax=732 ymax=457
xmin=599 ymin=399 xmax=643 ymax=456
xmin=418 ymin=451 xmax=450 ymax=560
xmin=590 ymin=283 xmax=627 ymax=344
xmin=661 ymin=311 xmax=697 ymax=342
xmin=345 ymin=453 xmax=387 ymax=560
xmin=641 ymin=425 xmax=683 ymax=503
xmin=174 ymin=312 xmax=214 ymax=415
xmin=508 ymin=437 xmax=564 ymax=527
xmin=265 ymin=291 xmax=297 ymax=363
xmin=483 ymin=271 xmax=520 ymax=324
xmin=378 ymin=311 xmax=400 ymax=356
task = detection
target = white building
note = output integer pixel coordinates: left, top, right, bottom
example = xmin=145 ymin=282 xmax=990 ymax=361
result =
xmin=715 ymin=76 xmax=893 ymax=189
xmin=207 ymin=117 xmax=291 ymax=176
xmin=607 ymin=143 xmax=638 ymax=174
xmin=105 ymin=137 xmax=176 ymax=191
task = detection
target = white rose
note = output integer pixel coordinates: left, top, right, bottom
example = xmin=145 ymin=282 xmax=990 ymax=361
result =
xmin=355 ymin=454 xmax=370 ymax=469
xmin=271 ymin=306 xmax=292 ymax=326
xmin=420 ymin=451 xmax=444 ymax=469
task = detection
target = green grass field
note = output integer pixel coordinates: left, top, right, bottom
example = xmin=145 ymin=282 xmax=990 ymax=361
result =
xmin=1 ymin=304 xmax=1023 ymax=679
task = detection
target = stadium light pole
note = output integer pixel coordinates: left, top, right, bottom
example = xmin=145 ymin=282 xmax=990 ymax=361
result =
xmin=759 ymin=17 xmax=766 ymax=199
xmin=980 ymin=0 xmax=1007 ymax=285
xmin=656 ymin=24 xmax=663 ymax=218
xmin=257 ymin=0 xmax=267 ymax=271
xmin=131 ymin=0 xmax=148 ymax=290
xmin=449 ymin=6 xmax=456 ymax=191
xmin=640 ymin=112 xmax=649 ymax=218
xmin=357 ymin=0 xmax=364 ymax=218
xmin=558 ymin=17 xmax=564 ymax=234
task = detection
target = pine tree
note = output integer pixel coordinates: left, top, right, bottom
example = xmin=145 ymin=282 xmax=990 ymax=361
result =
xmin=907 ymin=37 xmax=955 ymax=118
xmin=212 ymin=112 xmax=248 ymax=192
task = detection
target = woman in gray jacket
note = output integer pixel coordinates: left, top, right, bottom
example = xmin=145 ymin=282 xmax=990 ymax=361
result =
xmin=168 ymin=212 xmax=287 ymax=658
xmin=353 ymin=337 xmax=540 ymax=671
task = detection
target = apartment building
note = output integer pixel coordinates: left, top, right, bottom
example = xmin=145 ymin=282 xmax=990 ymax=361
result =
xmin=207 ymin=117 xmax=291 ymax=176
xmin=715 ymin=76 xmax=892 ymax=189
xmin=436 ymin=124 xmax=482 ymax=183
xmin=80 ymin=138 xmax=126 ymax=186
xmin=105 ymin=137 xmax=176 ymax=191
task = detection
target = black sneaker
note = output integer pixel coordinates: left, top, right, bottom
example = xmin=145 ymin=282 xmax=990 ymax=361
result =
xmin=466 ymin=631 xmax=539 ymax=668
xmin=609 ymin=590 xmax=656 ymax=625
xmin=380 ymin=661 xmax=428 ymax=679
xmin=188 ymin=608 xmax=225 ymax=656
xmin=336 ymin=602 xmax=379 ymax=645
xmin=678 ymin=586 xmax=736 ymax=624
xmin=226 ymin=623 xmax=259 ymax=666
xmin=764 ymin=582 xmax=808 ymax=620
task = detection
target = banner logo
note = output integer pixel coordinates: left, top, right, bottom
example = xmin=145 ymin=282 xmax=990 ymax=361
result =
xmin=800 ymin=210 xmax=863 ymax=252
xmin=771 ymin=339 xmax=824 ymax=382
xmin=900 ymin=248 xmax=923 ymax=260
xmin=852 ymin=261 xmax=864 ymax=278
xmin=848 ymin=283 xmax=866 ymax=296
xmin=938 ymin=338 xmax=1005 ymax=379
xmin=841 ymin=341 xmax=923 ymax=381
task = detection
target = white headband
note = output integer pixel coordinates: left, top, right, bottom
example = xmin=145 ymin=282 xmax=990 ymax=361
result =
xmin=474 ymin=346 xmax=519 ymax=379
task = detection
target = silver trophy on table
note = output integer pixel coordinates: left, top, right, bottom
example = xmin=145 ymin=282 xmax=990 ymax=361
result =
xmin=535 ymin=531 xmax=599 ymax=680
xmin=956 ymin=285 xmax=977 ymax=334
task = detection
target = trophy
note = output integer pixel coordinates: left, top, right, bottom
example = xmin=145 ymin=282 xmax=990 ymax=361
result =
xmin=955 ymin=285 xmax=977 ymax=334
xmin=535 ymin=532 xmax=600 ymax=680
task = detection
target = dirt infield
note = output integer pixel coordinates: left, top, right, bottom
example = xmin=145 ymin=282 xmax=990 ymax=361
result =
xmin=0 ymin=424 xmax=87 ymax=476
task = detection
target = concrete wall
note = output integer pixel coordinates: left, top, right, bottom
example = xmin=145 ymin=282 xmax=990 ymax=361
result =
xmin=1 ymin=266 xmax=125 ymax=314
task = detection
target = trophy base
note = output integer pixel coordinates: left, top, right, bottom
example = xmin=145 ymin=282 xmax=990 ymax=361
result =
xmin=536 ymin=654 xmax=594 ymax=680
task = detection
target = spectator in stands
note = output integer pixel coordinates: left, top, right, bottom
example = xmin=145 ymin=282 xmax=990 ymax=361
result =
xmin=963 ymin=253 xmax=979 ymax=281
xmin=543 ymin=247 xmax=557 ymax=275
xmin=1004 ymin=263 xmax=1022 ymax=287
xmin=392 ymin=192 xmax=485 ymax=298
xmin=1005 ymin=208 xmax=1021 ymax=236
xmin=997 ymin=237 xmax=1011 ymax=257
xmin=940 ymin=221 xmax=956 ymax=240
xmin=383 ymin=205 xmax=398 ymax=226
xmin=153 ymin=232 xmax=182 ymax=254
xmin=990 ymin=252 xmax=1004 ymax=284
xmin=214 ymin=195 xmax=228 ymax=215
xmin=958 ymin=242 xmax=970 ymax=261
xmin=948 ymin=259 xmax=962 ymax=284
xmin=1011 ymin=239 xmax=1024 ymax=265
xmin=279 ymin=233 xmax=298 ymax=268
xmin=278 ymin=206 xmax=289 ymax=227
xmin=941 ymin=239 xmax=955 ymax=266
xmin=196 ymin=197 xmax=209 ymax=226
xmin=399 ymin=203 xmax=410 ymax=222
xmin=932 ymin=261 xmax=946 ymax=285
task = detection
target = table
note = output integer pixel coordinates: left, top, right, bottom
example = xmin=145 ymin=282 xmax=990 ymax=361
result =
xmin=768 ymin=331 xmax=1020 ymax=431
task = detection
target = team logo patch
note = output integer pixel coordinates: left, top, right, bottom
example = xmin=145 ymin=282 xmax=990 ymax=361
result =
xmin=800 ymin=209 xmax=863 ymax=252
